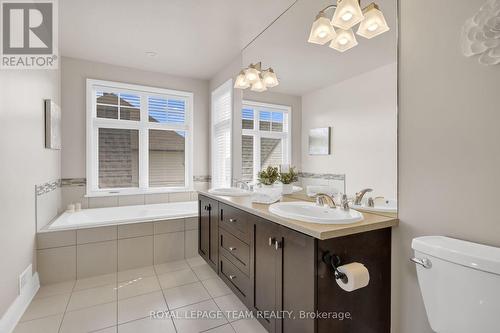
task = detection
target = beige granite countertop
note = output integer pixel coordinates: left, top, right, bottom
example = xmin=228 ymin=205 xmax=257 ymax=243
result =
xmin=199 ymin=191 xmax=398 ymax=240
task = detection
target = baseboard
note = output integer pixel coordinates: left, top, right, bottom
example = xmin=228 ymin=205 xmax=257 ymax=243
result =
xmin=0 ymin=272 xmax=40 ymax=333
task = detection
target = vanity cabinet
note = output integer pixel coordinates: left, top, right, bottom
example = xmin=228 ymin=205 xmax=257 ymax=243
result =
xmin=198 ymin=196 xmax=219 ymax=271
xmin=198 ymin=195 xmax=391 ymax=333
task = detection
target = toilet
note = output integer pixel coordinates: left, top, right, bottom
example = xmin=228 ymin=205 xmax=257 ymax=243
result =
xmin=412 ymin=236 xmax=500 ymax=333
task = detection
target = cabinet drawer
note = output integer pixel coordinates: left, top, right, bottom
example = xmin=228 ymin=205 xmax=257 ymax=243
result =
xmin=219 ymin=203 xmax=250 ymax=243
xmin=220 ymin=255 xmax=251 ymax=302
xmin=220 ymin=228 xmax=250 ymax=276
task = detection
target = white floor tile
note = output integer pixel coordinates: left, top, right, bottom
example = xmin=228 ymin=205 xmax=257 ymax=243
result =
xmin=157 ymin=268 xmax=198 ymax=290
xmin=20 ymin=293 xmax=70 ymax=322
xmin=231 ymin=318 xmax=267 ymax=333
xmin=163 ymin=282 xmax=211 ymax=309
xmin=202 ymin=277 xmax=232 ymax=298
xmin=154 ymin=260 xmax=190 ymax=275
xmin=67 ymin=283 xmax=116 ymax=311
xmin=213 ymin=294 xmax=249 ymax=322
xmin=118 ymin=291 xmax=167 ymax=324
xmin=35 ymin=281 xmax=75 ymax=299
xmin=118 ymin=265 xmax=156 ymax=283
xmin=205 ymin=324 xmax=236 ymax=333
xmin=186 ymin=256 xmax=205 ymax=268
xmin=192 ymin=264 xmax=218 ymax=281
xmin=13 ymin=314 xmax=63 ymax=333
xmin=74 ymin=273 xmax=117 ymax=291
xmin=118 ymin=317 xmax=176 ymax=333
xmin=117 ymin=275 xmax=160 ymax=300
xmin=172 ymin=299 xmax=228 ymax=333
xmin=60 ymin=302 xmax=117 ymax=333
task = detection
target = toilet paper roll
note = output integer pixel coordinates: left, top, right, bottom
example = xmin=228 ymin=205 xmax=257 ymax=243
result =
xmin=336 ymin=262 xmax=370 ymax=292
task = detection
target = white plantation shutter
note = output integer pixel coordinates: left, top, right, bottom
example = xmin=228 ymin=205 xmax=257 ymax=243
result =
xmin=211 ymin=80 xmax=233 ymax=188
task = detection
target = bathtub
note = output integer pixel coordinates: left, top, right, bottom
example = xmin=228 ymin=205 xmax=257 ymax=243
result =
xmin=42 ymin=201 xmax=198 ymax=231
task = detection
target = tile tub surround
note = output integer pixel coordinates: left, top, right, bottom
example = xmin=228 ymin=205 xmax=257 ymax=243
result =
xmin=59 ymin=177 xmax=210 ymax=212
xmin=14 ymin=258 xmax=267 ymax=333
xmin=36 ymin=217 xmax=200 ymax=284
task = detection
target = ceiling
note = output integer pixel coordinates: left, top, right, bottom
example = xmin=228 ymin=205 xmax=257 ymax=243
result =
xmin=242 ymin=0 xmax=397 ymax=95
xmin=60 ymin=0 xmax=296 ymax=80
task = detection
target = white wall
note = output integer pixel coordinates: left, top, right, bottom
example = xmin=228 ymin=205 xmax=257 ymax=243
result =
xmin=396 ymin=0 xmax=500 ymax=332
xmin=61 ymin=57 xmax=210 ymax=180
xmin=0 ymin=69 xmax=60 ymax=316
xmin=242 ymin=90 xmax=302 ymax=170
xmin=301 ymin=63 xmax=397 ymax=198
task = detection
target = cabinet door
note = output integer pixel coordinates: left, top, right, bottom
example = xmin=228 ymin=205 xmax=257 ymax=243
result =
xmin=198 ymin=197 xmax=210 ymax=260
xmin=252 ymin=217 xmax=281 ymax=333
xmin=208 ymin=199 xmax=218 ymax=270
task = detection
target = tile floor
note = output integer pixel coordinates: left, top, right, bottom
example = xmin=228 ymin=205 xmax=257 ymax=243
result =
xmin=14 ymin=256 xmax=267 ymax=333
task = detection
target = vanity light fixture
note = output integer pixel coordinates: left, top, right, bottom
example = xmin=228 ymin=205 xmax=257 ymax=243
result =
xmin=308 ymin=0 xmax=389 ymax=52
xmin=234 ymin=62 xmax=279 ymax=91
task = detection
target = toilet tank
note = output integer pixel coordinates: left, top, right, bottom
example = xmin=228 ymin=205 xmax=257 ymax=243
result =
xmin=412 ymin=236 xmax=500 ymax=333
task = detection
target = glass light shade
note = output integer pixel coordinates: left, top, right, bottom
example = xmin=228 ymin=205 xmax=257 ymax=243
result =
xmin=244 ymin=64 xmax=261 ymax=84
xmin=234 ymin=71 xmax=250 ymax=89
xmin=356 ymin=3 xmax=390 ymax=39
xmin=261 ymin=68 xmax=279 ymax=88
xmin=308 ymin=12 xmax=336 ymax=45
xmin=331 ymin=0 xmax=364 ymax=30
xmin=250 ymin=76 xmax=267 ymax=92
xmin=329 ymin=28 xmax=358 ymax=52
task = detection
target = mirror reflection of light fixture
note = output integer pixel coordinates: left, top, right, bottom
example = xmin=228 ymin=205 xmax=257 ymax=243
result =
xmin=235 ymin=62 xmax=279 ymax=92
xmin=356 ymin=3 xmax=389 ymax=39
xmin=331 ymin=0 xmax=364 ymax=30
xmin=308 ymin=12 xmax=336 ymax=45
xmin=329 ymin=28 xmax=358 ymax=52
xmin=307 ymin=0 xmax=389 ymax=52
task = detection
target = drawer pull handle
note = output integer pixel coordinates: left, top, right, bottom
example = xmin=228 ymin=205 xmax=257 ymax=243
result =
xmin=229 ymin=247 xmax=237 ymax=251
xmin=229 ymin=218 xmax=237 ymax=223
xmin=229 ymin=275 xmax=237 ymax=280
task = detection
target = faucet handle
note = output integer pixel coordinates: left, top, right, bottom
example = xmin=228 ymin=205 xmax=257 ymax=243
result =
xmin=341 ymin=194 xmax=350 ymax=211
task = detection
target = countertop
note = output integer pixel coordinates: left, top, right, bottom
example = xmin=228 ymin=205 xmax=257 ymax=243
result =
xmin=199 ymin=191 xmax=398 ymax=240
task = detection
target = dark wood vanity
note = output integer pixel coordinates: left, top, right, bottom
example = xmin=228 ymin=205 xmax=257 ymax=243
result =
xmin=198 ymin=193 xmax=396 ymax=333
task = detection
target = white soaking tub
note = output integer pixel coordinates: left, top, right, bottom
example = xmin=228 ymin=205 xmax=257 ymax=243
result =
xmin=42 ymin=201 xmax=198 ymax=231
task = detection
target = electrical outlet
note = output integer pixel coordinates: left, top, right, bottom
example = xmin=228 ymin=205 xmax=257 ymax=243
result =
xmin=19 ymin=264 xmax=32 ymax=295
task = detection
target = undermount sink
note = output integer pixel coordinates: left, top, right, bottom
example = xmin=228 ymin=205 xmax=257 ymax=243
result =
xmin=351 ymin=199 xmax=397 ymax=213
xmin=208 ymin=187 xmax=252 ymax=197
xmin=269 ymin=202 xmax=363 ymax=224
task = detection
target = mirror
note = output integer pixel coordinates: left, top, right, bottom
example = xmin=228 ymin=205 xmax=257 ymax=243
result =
xmin=239 ymin=0 xmax=398 ymax=217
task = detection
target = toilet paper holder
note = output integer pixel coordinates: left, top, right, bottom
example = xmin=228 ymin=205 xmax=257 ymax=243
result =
xmin=322 ymin=251 xmax=348 ymax=284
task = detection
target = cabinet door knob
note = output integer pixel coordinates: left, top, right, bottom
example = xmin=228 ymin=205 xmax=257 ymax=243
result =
xmin=229 ymin=275 xmax=237 ymax=280
xmin=275 ymin=240 xmax=282 ymax=250
xmin=269 ymin=237 xmax=276 ymax=247
xmin=229 ymin=247 xmax=236 ymax=251
xmin=229 ymin=218 xmax=237 ymax=223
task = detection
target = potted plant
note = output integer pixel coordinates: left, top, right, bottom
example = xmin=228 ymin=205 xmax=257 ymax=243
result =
xmin=257 ymin=166 xmax=279 ymax=187
xmin=278 ymin=166 xmax=298 ymax=194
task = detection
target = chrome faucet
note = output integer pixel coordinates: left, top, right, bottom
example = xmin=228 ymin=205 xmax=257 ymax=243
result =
xmin=316 ymin=193 xmax=337 ymax=209
xmin=233 ymin=179 xmax=250 ymax=191
xmin=354 ymin=188 xmax=373 ymax=205
xmin=341 ymin=194 xmax=350 ymax=211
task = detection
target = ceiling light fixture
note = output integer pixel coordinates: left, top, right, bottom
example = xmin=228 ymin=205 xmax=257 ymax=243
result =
xmin=234 ymin=62 xmax=279 ymax=92
xmin=308 ymin=0 xmax=389 ymax=52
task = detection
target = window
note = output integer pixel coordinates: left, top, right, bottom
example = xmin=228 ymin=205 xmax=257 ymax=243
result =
xmin=211 ymin=80 xmax=233 ymax=188
xmin=241 ymin=101 xmax=291 ymax=183
xmin=86 ymin=79 xmax=193 ymax=196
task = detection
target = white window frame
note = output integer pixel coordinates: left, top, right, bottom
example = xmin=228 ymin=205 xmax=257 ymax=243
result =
xmin=86 ymin=79 xmax=194 ymax=197
xmin=211 ymin=79 xmax=233 ymax=188
xmin=241 ymin=100 xmax=292 ymax=183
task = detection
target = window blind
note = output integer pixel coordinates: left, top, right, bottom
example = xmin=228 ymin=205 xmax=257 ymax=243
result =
xmin=211 ymin=80 xmax=233 ymax=188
